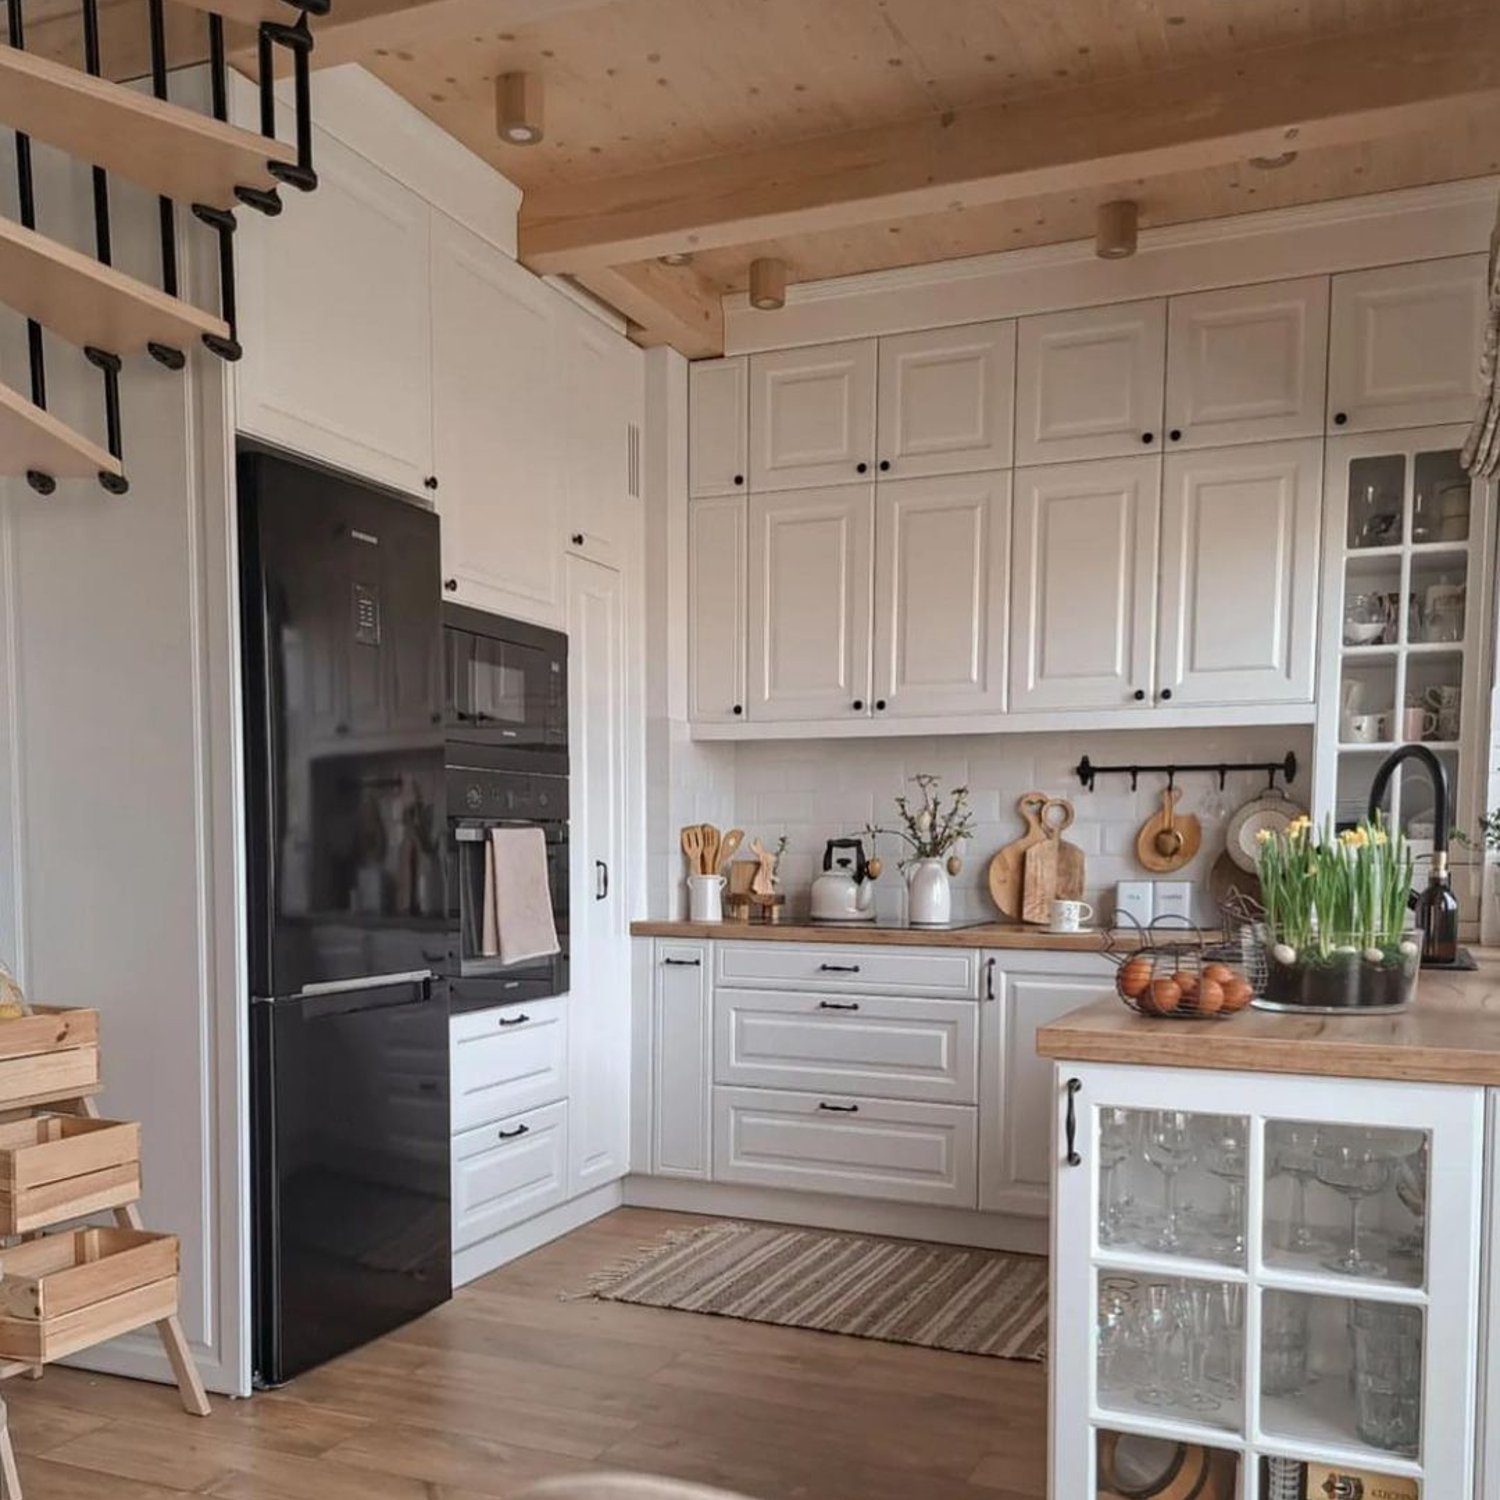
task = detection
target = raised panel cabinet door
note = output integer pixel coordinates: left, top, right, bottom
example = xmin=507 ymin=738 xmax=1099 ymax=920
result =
xmin=747 ymin=483 xmax=874 ymax=721
xmin=431 ymin=212 xmax=561 ymax=622
xmin=451 ymin=1100 xmax=569 ymax=1251
xmin=872 ymin=472 xmax=1009 ymax=718
xmin=652 ymin=944 xmax=711 ymax=1178
xmin=688 ymin=494 xmax=747 ymax=723
xmin=977 ymin=962 xmax=1112 ymax=1217
xmin=1015 ymin=299 xmax=1166 ymax=465
xmin=876 ymin=320 xmax=1016 ymax=478
xmin=237 ymin=126 xmax=433 ymax=496
xmin=1165 ymin=276 xmax=1330 ymax=449
xmin=567 ymin=557 xmax=630 ymax=1195
xmin=1328 ymin=255 xmax=1488 ymax=432
xmin=1158 ymin=438 xmax=1321 ymax=706
xmin=689 ymin=356 xmax=749 ymax=497
xmin=1009 ymin=455 xmax=1161 ymax=712
xmin=749 ymin=340 xmax=877 ymax=490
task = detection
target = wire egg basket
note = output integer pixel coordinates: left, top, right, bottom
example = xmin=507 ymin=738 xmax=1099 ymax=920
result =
xmin=1106 ymin=917 xmax=1258 ymax=1020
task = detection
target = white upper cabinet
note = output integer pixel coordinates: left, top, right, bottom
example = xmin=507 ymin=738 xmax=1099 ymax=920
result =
xmin=747 ymin=484 xmax=874 ymax=721
xmin=1009 ymin=456 xmax=1161 ymax=713
xmin=237 ymin=127 xmax=433 ymax=497
xmin=1328 ymin=256 xmax=1489 ymax=433
xmin=689 ymin=357 xmax=749 ymax=497
xmin=1165 ymin=277 xmax=1330 ymax=450
xmin=875 ymin=321 xmax=1016 ymax=479
xmin=1157 ymin=438 xmax=1322 ymax=706
xmin=1015 ymin=300 xmax=1166 ymax=466
xmin=872 ymin=473 xmax=1010 ymax=718
xmin=749 ymin=340 xmax=877 ymax=490
xmin=687 ymin=494 xmax=747 ymax=723
xmin=560 ymin=305 xmax=643 ymax=568
xmin=431 ymin=212 xmax=561 ymax=624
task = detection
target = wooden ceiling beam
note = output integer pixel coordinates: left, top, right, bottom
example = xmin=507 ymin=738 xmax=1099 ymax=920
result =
xmin=569 ymin=261 xmax=724 ymax=358
xmin=519 ymin=10 xmax=1500 ymax=275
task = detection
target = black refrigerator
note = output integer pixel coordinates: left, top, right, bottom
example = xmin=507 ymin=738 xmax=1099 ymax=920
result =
xmin=239 ymin=447 xmax=452 ymax=1387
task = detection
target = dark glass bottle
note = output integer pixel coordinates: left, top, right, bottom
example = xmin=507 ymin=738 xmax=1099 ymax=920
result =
xmin=1416 ymin=851 xmax=1460 ymax=965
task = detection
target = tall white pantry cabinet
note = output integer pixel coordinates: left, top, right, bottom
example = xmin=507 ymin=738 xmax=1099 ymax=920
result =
xmin=687 ymin=253 xmax=1488 ymax=740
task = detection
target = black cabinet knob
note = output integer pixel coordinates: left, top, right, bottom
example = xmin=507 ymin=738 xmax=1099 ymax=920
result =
xmin=733 ymin=474 xmax=744 ymax=486
xmin=1141 ymin=432 xmax=1155 ymax=444
xmin=443 ymin=578 xmax=458 ymax=592
xmin=732 ymin=704 xmax=743 ymax=716
xmin=874 ymin=699 xmax=887 ymax=711
xmin=1133 ymin=689 xmax=1146 ymax=701
xmin=852 ymin=699 xmax=864 ymax=711
xmin=1160 ymin=688 xmax=1174 ymax=701
xmin=571 ymin=532 xmax=585 ymax=546
xmin=1334 ymin=412 xmax=1349 ymax=426
xmin=1169 ymin=429 xmax=1183 ymax=442
xmin=424 ymin=475 xmax=439 ymax=490
xmin=878 ymin=459 xmax=891 ymax=472
xmin=855 ymin=462 xmax=869 ymax=474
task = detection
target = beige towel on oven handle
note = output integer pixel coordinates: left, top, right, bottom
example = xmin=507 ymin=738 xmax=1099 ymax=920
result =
xmin=487 ymin=825 xmax=561 ymax=966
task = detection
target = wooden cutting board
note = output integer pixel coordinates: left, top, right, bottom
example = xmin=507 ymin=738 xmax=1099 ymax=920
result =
xmin=1021 ymin=832 xmax=1059 ymax=924
xmin=987 ymin=792 xmax=1050 ymax=919
xmin=1049 ymin=797 xmax=1085 ymax=901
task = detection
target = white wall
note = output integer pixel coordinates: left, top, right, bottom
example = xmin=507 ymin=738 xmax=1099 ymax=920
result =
xmin=0 ymin=86 xmax=247 ymax=1394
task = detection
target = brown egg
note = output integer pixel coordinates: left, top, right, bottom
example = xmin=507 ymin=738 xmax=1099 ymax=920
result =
xmin=1195 ymin=978 xmax=1225 ymax=1015
xmin=1148 ymin=978 xmax=1182 ymax=1014
xmin=1118 ymin=958 xmax=1152 ymax=999
xmin=1174 ymin=970 xmax=1200 ymax=1000
xmin=1203 ymin=962 xmax=1234 ymax=986
xmin=1221 ymin=978 xmax=1253 ymax=1012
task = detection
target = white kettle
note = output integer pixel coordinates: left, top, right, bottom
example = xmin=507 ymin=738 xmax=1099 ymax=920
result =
xmin=809 ymin=838 xmax=879 ymax=922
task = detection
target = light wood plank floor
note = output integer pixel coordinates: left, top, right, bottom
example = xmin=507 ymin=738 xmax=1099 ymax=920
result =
xmin=6 ymin=1209 xmax=1048 ymax=1500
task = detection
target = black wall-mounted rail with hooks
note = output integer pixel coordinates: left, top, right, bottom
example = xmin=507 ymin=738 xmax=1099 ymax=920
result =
xmin=1074 ymin=751 xmax=1299 ymax=794
xmin=2 ymin=0 xmax=326 ymax=494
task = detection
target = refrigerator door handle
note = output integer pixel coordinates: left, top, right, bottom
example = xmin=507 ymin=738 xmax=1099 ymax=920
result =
xmin=296 ymin=970 xmax=434 ymax=998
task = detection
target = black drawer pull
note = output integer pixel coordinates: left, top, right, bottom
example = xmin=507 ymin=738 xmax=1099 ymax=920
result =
xmin=817 ymin=1000 xmax=860 ymax=1011
xmin=664 ymin=957 xmax=702 ymax=967
xmin=497 ymin=1123 xmax=530 ymax=1140
xmin=817 ymin=1101 xmax=859 ymax=1113
xmin=818 ymin=963 xmax=861 ymax=973
xmin=497 ymin=1012 xmax=531 ymax=1027
xmin=1065 ymin=1078 xmax=1082 ymax=1167
xmin=984 ymin=956 xmax=996 ymax=1001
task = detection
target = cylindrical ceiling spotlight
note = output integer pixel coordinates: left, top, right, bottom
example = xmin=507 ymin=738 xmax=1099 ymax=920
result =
xmin=749 ymin=256 xmax=787 ymax=310
xmin=496 ymin=72 xmax=544 ymax=145
xmin=1095 ymin=199 xmax=1139 ymax=260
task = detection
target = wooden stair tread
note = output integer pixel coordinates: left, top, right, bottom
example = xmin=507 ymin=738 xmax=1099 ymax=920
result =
xmin=0 ymin=217 xmax=228 ymax=355
xmin=165 ymin=0 xmax=316 ymax=24
xmin=0 ymin=382 xmax=121 ymax=481
xmin=0 ymin=44 xmax=295 ymax=209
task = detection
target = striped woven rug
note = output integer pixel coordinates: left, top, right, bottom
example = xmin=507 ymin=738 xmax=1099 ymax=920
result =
xmin=581 ymin=1222 xmax=1048 ymax=1361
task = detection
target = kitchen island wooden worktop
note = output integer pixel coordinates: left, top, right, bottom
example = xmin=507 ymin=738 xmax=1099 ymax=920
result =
xmin=1038 ymin=947 xmax=1500 ymax=1086
xmin=630 ymin=919 xmax=1129 ymax=950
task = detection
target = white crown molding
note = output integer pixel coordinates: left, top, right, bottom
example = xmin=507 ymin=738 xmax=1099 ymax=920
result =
xmin=725 ymin=176 xmax=1500 ymax=353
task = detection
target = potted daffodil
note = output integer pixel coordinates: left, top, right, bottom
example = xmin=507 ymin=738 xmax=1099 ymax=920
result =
xmin=1255 ymin=814 xmax=1419 ymax=1012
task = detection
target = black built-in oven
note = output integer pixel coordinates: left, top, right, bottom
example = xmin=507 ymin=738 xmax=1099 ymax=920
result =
xmin=442 ymin=607 xmax=569 ymax=1014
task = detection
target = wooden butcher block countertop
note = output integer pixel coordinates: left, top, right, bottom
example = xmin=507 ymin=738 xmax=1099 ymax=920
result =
xmin=630 ymin=919 xmax=1128 ymax=952
xmin=1037 ymin=948 xmax=1500 ymax=1087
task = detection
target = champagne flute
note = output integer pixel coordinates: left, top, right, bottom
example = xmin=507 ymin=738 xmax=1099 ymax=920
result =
xmin=1315 ymin=1128 xmax=1394 ymax=1277
xmin=1098 ymin=1108 xmax=1136 ymax=1246
xmin=1143 ymin=1111 xmax=1196 ymax=1253
xmin=1170 ymin=1281 xmax=1222 ymax=1413
xmin=1134 ymin=1282 xmax=1177 ymax=1408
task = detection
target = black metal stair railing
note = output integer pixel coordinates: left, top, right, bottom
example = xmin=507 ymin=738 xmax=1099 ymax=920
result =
xmin=3 ymin=0 xmax=327 ymax=495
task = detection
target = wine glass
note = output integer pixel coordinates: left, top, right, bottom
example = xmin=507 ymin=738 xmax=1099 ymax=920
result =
xmin=1271 ymin=1123 xmax=1326 ymax=1253
xmin=1394 ymin=1143 xmax=1428 ymax=1268
xmin=1196 ymin=1116 xmax=1248 ymax=1263
xmin=1133 ymin=1282 xmax=1177 ymax=1408
xmin=1315 ymin=1128 xmax=1395 ymax=1277
xmin=1142 ymin=1111 xmax=1196 ymax=1253
xmin=1098 ymin=1108 xmax=1136 ymax=1246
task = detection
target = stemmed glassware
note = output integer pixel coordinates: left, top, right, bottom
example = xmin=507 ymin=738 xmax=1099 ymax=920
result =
xmin=1143 ymin=1111 xmax=1196 ymax=1253
xmin=1170 ymin=1281 xmax=1222 ymax=1413
xmin=1315 ymin=1128 xmax=1395 ymax=1277
xmin=1271 ymin=1123 xmax=1326 ymax=1253
xmin=1206 ymin=1283 xmax=1245 ymax=1399
xmin=1134 ymin=1283 xmax=1178 ymax=1408
xmin=1098 ymin=1108 xmax=1135 ymax=1246
xmin=1196 ymin=1116 xmax=1248 ymax=1263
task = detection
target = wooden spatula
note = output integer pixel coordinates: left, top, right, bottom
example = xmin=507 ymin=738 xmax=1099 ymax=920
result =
xmin=681 ymin=825 xmax=704 ymax=874
xmin=701 ymin=824 xmax=721 ymax=875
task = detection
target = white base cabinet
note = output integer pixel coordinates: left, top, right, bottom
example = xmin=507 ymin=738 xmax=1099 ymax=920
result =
xmin=1051 ymin=1061 xmax=1484 ymax=1497
xmin=452 ymin=1099 xmax=570 ymax=1253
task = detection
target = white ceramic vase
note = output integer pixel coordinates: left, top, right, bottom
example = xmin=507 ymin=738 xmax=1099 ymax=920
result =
xmin=907 ymin=858 xmax=952 ymax=926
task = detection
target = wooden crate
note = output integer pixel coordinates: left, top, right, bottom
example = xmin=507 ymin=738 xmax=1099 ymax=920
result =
xmin=0 ymin=1227 xmax=178 ymax=1363
xmin=0 ymin=1115 xmax=141 ymax=1233
xmin=0 ymin=1008 xmax=100 ymax=1111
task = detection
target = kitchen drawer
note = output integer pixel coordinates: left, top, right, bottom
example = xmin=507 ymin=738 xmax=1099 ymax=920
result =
xmin=714 ymin=989 xmax=978 ymax=1104
xmin=712 ymin=1086 xmax=978 ymax=1208
xmin=452 ymin=1099 xmax=568 ymax=1251
xmin=714 ymin=943 xmax=978 ymax=999
xmin=450 ymin=998 xmax=568 ymax=1135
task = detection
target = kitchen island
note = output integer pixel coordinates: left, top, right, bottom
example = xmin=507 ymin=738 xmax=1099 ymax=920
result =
xmin=1037 ymin=955 xmax=1500 ymax=1498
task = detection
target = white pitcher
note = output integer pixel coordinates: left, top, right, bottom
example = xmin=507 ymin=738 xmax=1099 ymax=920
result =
xmin=687 ymin=873 xmax=726 ymax=923
xmin=906 ymin=858 xmax=952 ymax=926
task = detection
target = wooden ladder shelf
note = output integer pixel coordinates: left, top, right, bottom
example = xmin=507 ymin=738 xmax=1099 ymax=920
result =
xmin=0 ymin=43 xmax=295 ymax=209
xmin=0 ymin=217 xmax=230 ymax=357
xmin=0 ymin=1007 xmax=209 ymax=1500
xmin=0 ymin=384 xmax=122 ymax=485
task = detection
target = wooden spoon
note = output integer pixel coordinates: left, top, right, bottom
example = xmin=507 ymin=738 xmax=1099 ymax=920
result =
xmin=717 ymin=828 xmax=744 ymax=871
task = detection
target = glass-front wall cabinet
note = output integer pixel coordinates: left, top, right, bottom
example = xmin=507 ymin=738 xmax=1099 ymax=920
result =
xmin=1317 ymin=426 xmax=1495 ymax=936
xmin=1053 ymin=1063 xmax=1484 ymax=1497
